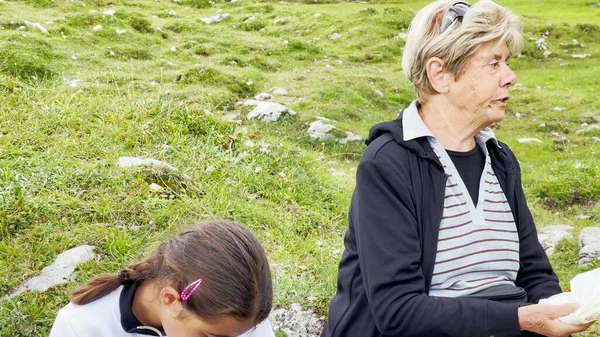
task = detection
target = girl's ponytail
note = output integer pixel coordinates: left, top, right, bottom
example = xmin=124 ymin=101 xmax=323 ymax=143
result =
xmin=70 ymin=255 xmax=157 ymax=305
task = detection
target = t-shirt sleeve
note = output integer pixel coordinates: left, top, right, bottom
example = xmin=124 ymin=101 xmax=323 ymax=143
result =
xmin=49 ymin=307 xmax=80 ymax=337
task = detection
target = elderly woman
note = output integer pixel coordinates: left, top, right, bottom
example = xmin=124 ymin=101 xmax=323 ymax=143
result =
xmin=322 ymin=1 xmax=594 ymax=337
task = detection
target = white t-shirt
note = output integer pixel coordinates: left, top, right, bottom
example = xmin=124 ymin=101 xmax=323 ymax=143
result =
xmin=50 ymin=286 xmax=275 ymax=337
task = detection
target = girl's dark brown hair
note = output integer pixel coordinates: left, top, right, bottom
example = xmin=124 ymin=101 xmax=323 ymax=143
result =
xmin=71 ymin=220 xmax=272 ymax=325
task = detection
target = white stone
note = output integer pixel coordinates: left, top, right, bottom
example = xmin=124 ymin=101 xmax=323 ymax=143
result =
xmin=543 ymin=51 xmax=552 ymax=58
xmin=170 ymin=46 xmax=177 ymax=52
xmin=200 ymin=14 xmax=230 ymax=24
xmin=115 ymin=29 xmax=127 ymax=35
xmin=328 ymin=33 xmax=342 ymax=40
xmin=339 ymin=131 xmax=362 ymax=144
xmin=273 ymin=18 xmax=287 ymax=24
xmin=149 ymin=183 xmax=163 ymax=192
xmin=373 ymin=89 xmax=384 ymax=98
xmin=2 ymin=245 xmax=95 ymax=301
xmin=116 ymin=157 xmax=179 ymax=172
xmin=269 ymin=303 xmax=325 ymax=337
xmin=535 ymin=37 xmax=548 ymax=51
xmin=103 ymin=9 xmax=115 ymax=16
xmin=16 ymin=26 xmax=26 ymax=31
xmin=554 ymin=107 xmax=565 ymax=112
xmin=538 ymin=225 xmax=573 ymax=256
xmin=71 ymin=56 xmax=78 ymax=60
xmin=579 ymin=227 xmax=600 ymax=266
xmin=169 ymin=9 xmax=177 ymax=16
xmin=254 ymin=92 xmax=272 ymax=101
xmin=24 ymin=21 xmax=48 ymax=34
xmin=92 ymin=24 xmax=102 ymax=31
xmin=313 ymin=13 xmax=322 ymax=18
xmin=572 ymin=54 xmax=591 ymax=59
xmin=517 ymin=138 xmax=543 ymax=144
xmin=308 ymin=120 xmax=335 ymax=140
xmin=65 ymin=78 xmax=82 ymax=87
xmin=329 ymin=168 xmax=345 ymax=177
xmin=243 ymin=100 xmax=296 ymax=122
xmin=271 ymin=87 xmax=288 ymax=96
xmin=576 ymin=125 xmax=600 ymax=135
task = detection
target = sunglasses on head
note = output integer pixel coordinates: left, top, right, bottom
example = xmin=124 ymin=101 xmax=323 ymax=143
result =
xmin=440 ymin=2 xmax=471 ymax=33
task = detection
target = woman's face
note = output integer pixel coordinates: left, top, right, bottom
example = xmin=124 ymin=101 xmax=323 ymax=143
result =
xmin=447 ymin=40 xmax=517 ymax=125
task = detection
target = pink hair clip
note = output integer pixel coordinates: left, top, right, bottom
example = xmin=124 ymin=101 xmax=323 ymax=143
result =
xmin=180 ymin=278 xmax=203 ymax=301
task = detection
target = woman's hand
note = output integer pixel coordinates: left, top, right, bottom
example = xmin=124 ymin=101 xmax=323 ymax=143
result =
xmin=518 ymin=303 xmax=594 ymax=337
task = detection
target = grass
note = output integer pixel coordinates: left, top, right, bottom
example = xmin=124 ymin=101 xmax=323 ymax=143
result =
xmin=0 ymin=0 xmax=599 ymax=335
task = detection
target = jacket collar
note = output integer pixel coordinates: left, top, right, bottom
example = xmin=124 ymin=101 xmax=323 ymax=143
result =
xmin=120 ymin=281 xmax=165 ymax=336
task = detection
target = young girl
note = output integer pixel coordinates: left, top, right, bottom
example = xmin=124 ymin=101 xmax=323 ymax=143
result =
xmin=50 ymin=220 xmax=275 ymax=337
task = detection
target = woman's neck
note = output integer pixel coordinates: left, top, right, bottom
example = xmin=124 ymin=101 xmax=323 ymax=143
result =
xmin=132 ymin=281 xmax=164 ymax=331
xmin=418 ymin=100 xmax=486 ymax=152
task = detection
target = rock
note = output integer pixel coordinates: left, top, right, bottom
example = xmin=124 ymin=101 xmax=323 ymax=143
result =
xmin=535 ymin=37 xmax=548 ymax=51
xmin=329 ymin=168 xmax=345 ymax=177
xmin=543 ymin=51 xmax=552 ymax=58
xmin=24 ymin=21 xmax=48 ymax=34
xmin=553 ymin=136 xmax=569 ymax=144
xmin=593 ymin=137 xmax=600 ymax=143
xmin=200 ymin=14 xmax=230 ymax=24
xmin=254 ymin=92 xmax=272 ymax=101
xmin=221 ymin=112 xmax=240 ymax=123
xmin=553 ymin=107 xmax=565 ymax=112
xmin=271 ymin=87 xmax=288 ymax=96
xmin=538 ymin=225 xmax=573 ymax=256
xmin=576 ymin=125 xmax=600 ymax=135
xmin=579 ymin=227 xmax=600 ymax=266
xmin=243 ymin=100 xmax=296 ymax=122
xmin=373 ymin=89 xmax=384 ymax=98
xmin=103 ymin=9 xmax=115 ymax=16
xmin=115 ymin=29 xmax=127 ymax=35
xmin=16 ymin=25 xmax=26 ymax=31
xmin=2 ymin=245 xmax=96 ymax=301
xmin=170 ymin=46 xmax=177 ymax=52
xmin=517 ymin=138 xmax=543 ymax=144
xmin=328 ymin=33 xmax=342 ymax=40
xmin=149 ymin=183 xmax=164 ymax=192
xmin=314 ymin=13 xmax=322 ymax=18
xmin=339 ymin=131 xmax=362 ymax=144
xmin=169 ymin=9 xmax=177 ymax=16
xmin=269 ymin=303 xmax=325 ymax=337
xmin=273 ymin=17 xmax=287 ymax=24
xmin=572 ymin=54 xmax=591 ymax=59
xmin=65 ymin=78 xmax=82 ymax=88
xmin=92 ymin=24 xmax=102 ymax=31
xmin=308 ymin=120 xmax=335 ymax=140
xmin=116 ymin=156 xmax=179 ymax=172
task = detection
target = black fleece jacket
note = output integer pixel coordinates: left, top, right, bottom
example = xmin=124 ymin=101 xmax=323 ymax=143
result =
xmin=322 ymin=117 xmax=561 ymax=337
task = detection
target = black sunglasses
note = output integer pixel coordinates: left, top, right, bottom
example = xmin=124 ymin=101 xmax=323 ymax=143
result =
xmin=440 ymin=2 xmax=471 ymax=33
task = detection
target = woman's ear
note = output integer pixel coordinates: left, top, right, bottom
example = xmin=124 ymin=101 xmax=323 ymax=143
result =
xmin=425 ymin=57 xmax=450 ymax=94
xmin=159 ymin=286 xmax=184 ymax=313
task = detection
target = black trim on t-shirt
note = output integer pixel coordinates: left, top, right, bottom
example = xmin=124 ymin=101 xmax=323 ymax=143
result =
xmin=446 ymin=145 xmax=485 ymax=206
xmin=120 ymin=281 xmax=162 ymax=336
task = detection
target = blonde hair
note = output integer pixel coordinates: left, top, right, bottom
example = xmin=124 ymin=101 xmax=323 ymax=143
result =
xmin=401 ymin=0 xmax=524 ymax=102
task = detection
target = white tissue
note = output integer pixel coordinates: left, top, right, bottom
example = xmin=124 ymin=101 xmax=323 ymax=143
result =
xmin=540 ymin=268 xmax=600 ymax=325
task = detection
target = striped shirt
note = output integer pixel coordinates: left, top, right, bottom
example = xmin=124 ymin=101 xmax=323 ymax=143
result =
xmin=428 ymin=138 xmax=520 ymax=298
